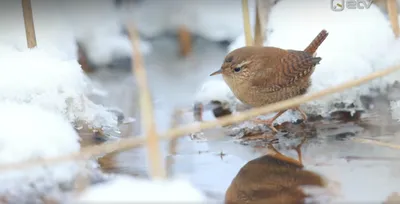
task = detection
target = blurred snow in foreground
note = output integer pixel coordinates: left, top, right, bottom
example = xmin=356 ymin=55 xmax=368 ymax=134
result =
xmin=78 ymin=175 xmax=207 ymax=203
xmin=0 ymin=46 xmax=119 ymax=136
xmin=0 ymin=102 xmax=102 ymax=202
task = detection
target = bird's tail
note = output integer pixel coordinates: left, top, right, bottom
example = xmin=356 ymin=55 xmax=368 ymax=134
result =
xmin=304 ymin=30 xmax=328 ymax=55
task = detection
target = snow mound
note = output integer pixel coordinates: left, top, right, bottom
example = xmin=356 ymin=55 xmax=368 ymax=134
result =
xmin=0 ymin=102 xmax=82 ymax=200
xmin=119 ymin=0 xmax=256 ymax=42
xmin=222 ymin=0 xmax=400 ymax=123
xmin=0 ymin=47 xmax=119 ymax=136
xmin=63 ymin=0 xmax=152 ymax=67
xmin=0 ymin=0 xmax=77 ymax=60
xmin=78 ymin=175 xmax=207 ymax=203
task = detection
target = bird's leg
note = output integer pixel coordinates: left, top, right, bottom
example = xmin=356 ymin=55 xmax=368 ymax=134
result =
xmin=252 ymin=110 xmax=288 ymax=132
xmin=293 ymin=106 xmax=308 ymax=121
xmin=293 ymin=136 xmax=307 ymax=166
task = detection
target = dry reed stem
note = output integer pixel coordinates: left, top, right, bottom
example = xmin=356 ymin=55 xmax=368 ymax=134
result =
xmin=21 ymin=0 xmax=37 ymax=48
xmin=254 ymin=0 xmax=265 ymax=46
xmin=353 ymin=138 xmax=400 ymax=149
xmin=178 ymin=26 xmax=192 ymax=57
xmin=127 ymin=24 xmax=165 ymax=178
xmin=387 ymin=0 xmax=400 ymax=38
xmin=0 ymin=65 xmax=400 ymax=172
xmin=241 ymin=0 xmax=253 ymax=46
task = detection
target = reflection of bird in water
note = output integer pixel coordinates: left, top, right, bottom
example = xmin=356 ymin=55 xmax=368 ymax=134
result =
xmin=225 ymin=138 xmax=326 ymax=204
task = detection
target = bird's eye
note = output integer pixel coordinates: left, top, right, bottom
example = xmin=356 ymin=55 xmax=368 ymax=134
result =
xmin=233 ymin=67 xmax=241 ymax=72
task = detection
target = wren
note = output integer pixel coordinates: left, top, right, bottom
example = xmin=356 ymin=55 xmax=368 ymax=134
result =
xmin=210 ymin=30 xmax=329 ymax=132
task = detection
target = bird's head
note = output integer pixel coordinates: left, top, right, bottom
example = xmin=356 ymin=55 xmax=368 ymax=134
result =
xmin=210 ymin=47 xmax=259 ymax=85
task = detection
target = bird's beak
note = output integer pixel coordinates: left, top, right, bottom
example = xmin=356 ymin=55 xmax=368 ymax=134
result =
xmin=209 ymin=69 xmax=222 ymax=76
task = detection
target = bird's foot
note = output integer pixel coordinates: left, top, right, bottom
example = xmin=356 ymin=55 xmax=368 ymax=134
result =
xmin=252 ymin=118 xmax=278 ymax=132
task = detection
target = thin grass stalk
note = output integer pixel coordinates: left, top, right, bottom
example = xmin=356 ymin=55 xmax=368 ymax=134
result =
xmin=21 ymin=0 xmax=37 ymax=48
xmin=127 ymin=24 xmax=165 ymax=178
xmin=241 ymin=0 xmax=253 ymax=46
xmin=1 ymin=64 xmax=400 ymax=172
xmin=387 ymin=0 xmax=400 ymax=38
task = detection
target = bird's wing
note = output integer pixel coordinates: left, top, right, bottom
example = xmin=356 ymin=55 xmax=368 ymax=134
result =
xmin=251 ymin=50 xmax=320 ymax=91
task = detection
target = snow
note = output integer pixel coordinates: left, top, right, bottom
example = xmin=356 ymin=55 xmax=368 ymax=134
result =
xmin=0 ymin=102 xmax=81 ymax=199
xmin=78 ymin=175 xmax=207 ymax=203
xmin=119 ymin=0 xmax=256 ymax=42
xmin=0 ymin=47 xmax=119 ymax=137
xmin=63 ymin=0 xmax=152 ymax=67
xmin=217 ymin=0 xmax=400 ymax=123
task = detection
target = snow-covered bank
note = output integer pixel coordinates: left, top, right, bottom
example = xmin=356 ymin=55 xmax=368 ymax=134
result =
xmin=0 ymin=47 xmax=119 ymax=136
xmin=201 ymin=0 xmax=400 ymax=124
xmin=78 ymin=175 xmax=207 ymax=203
xmin=0 ymin=102 xmax=103 ymax=202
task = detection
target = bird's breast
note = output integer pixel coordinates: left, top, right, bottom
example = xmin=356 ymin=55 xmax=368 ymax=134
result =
xmin=224 ymin=77 xmax=311 ymax=107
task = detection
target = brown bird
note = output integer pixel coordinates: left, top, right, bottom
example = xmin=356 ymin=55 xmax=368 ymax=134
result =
xmin=210 ymin=30 xmax=329 ymax=132
xmin=225 ymin=142 xmax=326 ymax=204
